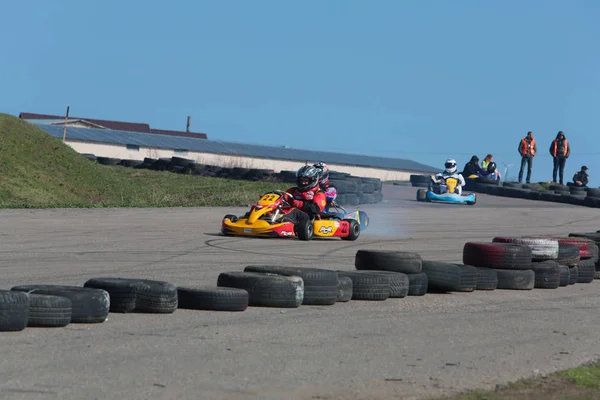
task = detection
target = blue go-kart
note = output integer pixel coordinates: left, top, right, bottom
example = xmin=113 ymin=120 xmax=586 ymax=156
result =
xmin=416 ymin=176 xmax=476 ymax=205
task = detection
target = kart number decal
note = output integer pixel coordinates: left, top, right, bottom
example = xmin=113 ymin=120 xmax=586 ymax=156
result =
xmin=280 ymin=231 xmax=293 ymax=236
xmin=319 ymin=226 xmax=333 ymax=234
xmin=260 ymin=194 xmax=278 ymax=202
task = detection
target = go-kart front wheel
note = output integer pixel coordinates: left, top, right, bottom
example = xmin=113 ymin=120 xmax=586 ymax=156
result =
xmin=223 ymin=214 xmax=238 ymax=222
xmin=296 ymin=219 xmax=313 ymax=241
xmin=416 ymin=189 xmax=427 ymax=202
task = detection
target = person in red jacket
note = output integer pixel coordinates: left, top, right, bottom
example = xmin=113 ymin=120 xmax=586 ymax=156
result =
xmin=284 ymin=165 xmax=327 ymax=227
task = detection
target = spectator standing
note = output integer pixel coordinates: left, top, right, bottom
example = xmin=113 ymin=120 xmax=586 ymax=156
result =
xmin=518 ymin=131 xmax=536 ymax=184
xmin=549 ymin=131 xmax=570 ymax=184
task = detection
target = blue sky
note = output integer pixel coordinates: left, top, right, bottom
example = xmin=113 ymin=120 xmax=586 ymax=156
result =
xmin=2 ymin=0 xmax=599 ymax=185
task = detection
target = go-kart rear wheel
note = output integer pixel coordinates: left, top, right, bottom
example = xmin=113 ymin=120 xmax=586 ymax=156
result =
xmin=416 ymin=189 xmax=427 ymax=202
xmin=296 ymin=219 xmax=313 ymax=241
xmin=341 ymin=219 xmax=360 ymax=241
xmin=223 ymin=214 xmax=238 ymax=222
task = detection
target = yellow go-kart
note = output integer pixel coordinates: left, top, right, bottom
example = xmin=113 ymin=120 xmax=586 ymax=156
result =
xmin=221 ymin=190 xmax=363 ymax=240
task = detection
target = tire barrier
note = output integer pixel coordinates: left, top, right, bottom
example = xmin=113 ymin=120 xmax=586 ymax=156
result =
xmin=3 ymin=228 xmax=600 ymax=332
xmin=409 ymin=173 xmax=600 ymax=208
xmin=471 ymin=179 xmax=600 ymax=208
xmin=83 ymin=154 xmax=384 ymax=206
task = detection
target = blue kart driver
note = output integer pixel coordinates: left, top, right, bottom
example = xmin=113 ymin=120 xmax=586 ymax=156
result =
xmin=431 ymin=158 xmax=466 ymax=195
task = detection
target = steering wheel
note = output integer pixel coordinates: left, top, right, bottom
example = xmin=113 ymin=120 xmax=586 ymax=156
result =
xmin=271 ymin=190 xmax=294 ymax=207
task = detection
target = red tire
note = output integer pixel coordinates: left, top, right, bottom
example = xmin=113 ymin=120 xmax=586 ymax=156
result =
xmin=491 ymin=236 xmax=559 ymax=261
xmin=463 ymin=242 xmax=532 ymax=270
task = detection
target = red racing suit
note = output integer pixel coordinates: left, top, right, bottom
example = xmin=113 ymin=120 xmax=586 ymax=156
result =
xmin=285 ymin=187 xmax=327 ymax=217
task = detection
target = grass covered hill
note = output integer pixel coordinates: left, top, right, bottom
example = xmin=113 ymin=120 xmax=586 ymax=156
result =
xmin=0 ymin=113 xmax=282 ymax=208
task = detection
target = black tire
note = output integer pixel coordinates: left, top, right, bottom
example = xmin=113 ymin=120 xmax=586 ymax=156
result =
xmin=223 ymin=214 xmax=238 ymax=223
xmin=463 ymin=242 xmax=532 ymax=270
xmin=420 ymin=261 xmax=462 ymax=292
xmin=569 ymin=266 xmax=578 ymax=285
xmin=336 ymin=276 xmax=353 ymax=302
xmin=577 ymin=258 xmax=596 ymax=283
xmin=26 ymin=294 xmax=72 ymax=327
xmin=558 ymin=265 xmax=570 ymax=287
xmin=495 ymin=269 xmax=535 ymax=290
xmin=217 ymin=272 xmax=304 ymax=308
xmin=83 ymin=277 xmax=140 ymax=313
xmin=0 ymin=290 xmax=30 ymax=332
xmin=244 ymin=266 xmax=339 ymax=306
xmin=331 ymin=179 xmax=359 ymax=194
xmin=407 ymin=273 xmax=428 ymax=296
xmin=296 ymin=219 xmax=313 ymax=241
xmin=355 ymin=250 xmax=422 ymax=274
xmin=170 ymin=156 xmax=195 ymax=167
xmin=586 ymin=188 xmax=600 ymax=197
xmin=335 ymin=271 xmax=390 ymax=301
xmin=530 ymin=261 xmax=561 ymax=289
xmin=134 ymin=280 xmax=178 ymax=313
xmin=556 ymin=244 xmax=581 ymax=266
xmin=176 ymin=287 xmax=249 ymax=311
xmin=341 ymin=219 xmax=360 ymax=241
xmin=475 ymin=267 xmax=498 ymax=290
xmin=335 ymin=193 xmax=360 ymax=206
xmin=354 ymin=271 xmax=409 ymax=298
xmin=10 ymin=285 xmax=109 ymax=323
xmin=120 ymin=159 xmax=144 ymax=168
xmin=416 ymin=189 xmax=427 ymax=202
xmin=455 ymin=264 xmax=478 ymax=292
xmin=96 ymin=157 xmax=121 ymax=165
xmin=410 ymin=174 xmax=431 ymax=184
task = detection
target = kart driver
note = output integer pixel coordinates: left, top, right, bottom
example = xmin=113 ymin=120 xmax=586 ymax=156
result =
xmin=432 ymin=158 xmax=466 ymax=195
xmin=284 ymin=165 xmax=328 ymax=227
xmin=313 ymin=161 xmax=337 ymax=209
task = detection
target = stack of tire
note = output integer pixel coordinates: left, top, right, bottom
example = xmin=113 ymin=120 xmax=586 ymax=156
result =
xmin=443 ymin=178 xmax=600 ymax=209
xmin=353 ymin=250 xmax=491 ymax=293
xmin=327 ymin=171 xmax=383 ymax=206
xmin=409 ymin=174 xmax=431 ymax=188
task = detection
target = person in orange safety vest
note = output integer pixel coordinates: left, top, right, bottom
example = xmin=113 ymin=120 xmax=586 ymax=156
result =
xmin=518 ymin=131 xmax=537 ymax=184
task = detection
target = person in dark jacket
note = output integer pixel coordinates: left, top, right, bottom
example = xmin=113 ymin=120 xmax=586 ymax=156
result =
xmin=570 ymin=166 xmax=589 ymax=187
xmin=462 ymin=155 xmax=484 ymax=178
xmin=549 ymin=131 xmax=570 ymax=184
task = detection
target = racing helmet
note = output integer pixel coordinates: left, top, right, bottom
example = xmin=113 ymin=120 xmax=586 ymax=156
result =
xmin=313 ymin=161 xmax=330 ymax=186
xmin=296 ymin=165 xmax=320 ymax=192
xmin=487 ymin=161 xmax=497 ymax=173
xmin=445 ymin=158 xmax=457 ymax=174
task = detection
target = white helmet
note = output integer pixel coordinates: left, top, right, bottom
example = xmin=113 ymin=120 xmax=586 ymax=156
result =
xmin=445 ymin=158 xmax=457 ymax=174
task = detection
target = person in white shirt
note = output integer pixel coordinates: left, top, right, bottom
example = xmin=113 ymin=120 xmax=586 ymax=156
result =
xmin=431 ymin=158 xmax=466 ymax=195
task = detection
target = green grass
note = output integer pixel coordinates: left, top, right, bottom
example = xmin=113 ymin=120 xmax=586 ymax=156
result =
xmin=436 ymin=360 xmax=600 ymax=400
xmin=0 ymin=113 xmax=284 ymax=208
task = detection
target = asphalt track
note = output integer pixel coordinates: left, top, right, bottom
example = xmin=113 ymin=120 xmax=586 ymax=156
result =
xmin=1 ymin=185 xmax=600 ymax=400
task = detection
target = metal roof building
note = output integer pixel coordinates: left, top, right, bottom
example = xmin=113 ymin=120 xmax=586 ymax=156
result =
xmin=34 ymin=123 xmax=437 ymax=173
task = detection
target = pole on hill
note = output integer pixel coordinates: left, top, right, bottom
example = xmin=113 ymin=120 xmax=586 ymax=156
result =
xmin=62 ymin=105 xmax=70 ymax=142
xmin=186 ymin=116 xmax=191 ymax=133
